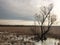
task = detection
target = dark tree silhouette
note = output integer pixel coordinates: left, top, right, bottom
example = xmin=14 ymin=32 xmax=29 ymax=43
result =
xmin=31 ymin=3 xmax=56 ymax=42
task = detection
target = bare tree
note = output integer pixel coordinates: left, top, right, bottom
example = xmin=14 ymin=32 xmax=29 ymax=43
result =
xmin=32 ymin=3 xmax=56 ymax=42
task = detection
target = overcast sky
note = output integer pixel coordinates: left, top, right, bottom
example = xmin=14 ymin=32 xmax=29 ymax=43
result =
xmin=0 ymin=0 xmax=60 ymax=25
xmin=0 ymin=0 xmax=35 ymax=21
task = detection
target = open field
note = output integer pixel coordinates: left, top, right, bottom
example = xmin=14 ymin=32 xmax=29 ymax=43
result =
xmin=0 ymin=25 xmax=60 ymax=39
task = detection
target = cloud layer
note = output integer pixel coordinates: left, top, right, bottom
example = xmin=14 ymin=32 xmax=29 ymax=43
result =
xmin=0 ymin=0 xmax=53 ymax=21
xmin=0 ymin=0 xmax=60 ymax=25
xmin=0 ymin=0 xmax=37 ymax=21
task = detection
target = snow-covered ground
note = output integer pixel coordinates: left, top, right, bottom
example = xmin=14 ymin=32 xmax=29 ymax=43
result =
xmin=35 ymin=38 xmax=59 ymax=45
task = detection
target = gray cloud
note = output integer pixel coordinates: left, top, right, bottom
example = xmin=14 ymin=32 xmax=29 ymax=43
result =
xmin=0 ymin=0 xmax=36 ymax=21
xmin=0 ymin=8 xmax=34 ymax=20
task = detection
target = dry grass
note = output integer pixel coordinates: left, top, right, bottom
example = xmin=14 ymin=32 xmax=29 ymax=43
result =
xmin=0 ymin=25 xmax=60 ymax=39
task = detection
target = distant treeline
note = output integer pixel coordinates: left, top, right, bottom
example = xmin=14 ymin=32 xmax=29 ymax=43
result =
xmin=0 ymin=25 xmax=39 ymax=27
xmin=0 ymin=25 xmax=59 ymax=27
